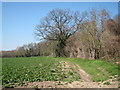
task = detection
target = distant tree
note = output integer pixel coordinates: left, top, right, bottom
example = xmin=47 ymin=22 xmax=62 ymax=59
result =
xmin=23 ymin=43 xmax=36 ymax=57
xmin=38 ymin=41 xmax=52 ymax=56
xmin=33 ymin=43 xmax=41 ymax=56
xmin=35 ymin=9 xmax=84 ymax=57
xmin=16 ymin=46 xmax=26 ymax=57
xmin=114 ymin=15 xmax=120 ymax=24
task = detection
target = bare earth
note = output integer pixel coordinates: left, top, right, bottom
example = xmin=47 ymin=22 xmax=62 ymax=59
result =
xmin=15 ymin=81 xmax=118 ymax=88
xmin=14 ymin=61 xmax=118 ymax=88
xmin=0 ymin=85 xmax=2 ymax=90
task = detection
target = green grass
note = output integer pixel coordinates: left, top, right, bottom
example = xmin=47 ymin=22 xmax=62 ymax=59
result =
xmin=103 ymin=81 xmax=111 ymax=85
xmin=62 ymin=57 xmax=119 ymax=82
xmin=2 ymin=56 xmax=80 ymax=88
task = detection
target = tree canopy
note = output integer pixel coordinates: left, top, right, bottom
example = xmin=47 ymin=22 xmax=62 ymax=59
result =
xmin=35 ymin=9 xmax=84 ymax=57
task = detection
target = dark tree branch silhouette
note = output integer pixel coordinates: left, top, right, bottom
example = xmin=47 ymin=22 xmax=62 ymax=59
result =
xmin=35 ymin=9 xmax=84 ymax=57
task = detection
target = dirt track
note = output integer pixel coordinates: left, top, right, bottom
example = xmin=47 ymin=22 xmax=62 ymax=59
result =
xmin=15 ymin=61 xmax=118 ymax=88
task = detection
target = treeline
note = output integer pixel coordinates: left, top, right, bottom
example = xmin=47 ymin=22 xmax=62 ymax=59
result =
xmin=1 ymin=41 xmax=55 ymax=58
xmin=1 ymin=9 xmax=120 ymax=60
xmin=66 ymin=18 xmax=120 ymax=60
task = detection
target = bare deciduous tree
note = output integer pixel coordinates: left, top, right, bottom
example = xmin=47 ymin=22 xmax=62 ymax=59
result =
xmin=35 ymin=9 xmax=84 ymax=57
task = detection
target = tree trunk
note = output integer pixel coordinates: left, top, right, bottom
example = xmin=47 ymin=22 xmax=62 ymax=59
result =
xmin=55 ymin=39 xmax=66 ymax=57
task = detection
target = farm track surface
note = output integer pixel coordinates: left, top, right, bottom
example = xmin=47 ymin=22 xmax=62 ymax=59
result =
xmin=15 ymin=61 xmax=118 ymax=88
xmin=0 ymin=85 xmax=2 ymax=90
xmin=65 ymin=61 xmax=92 ymax=82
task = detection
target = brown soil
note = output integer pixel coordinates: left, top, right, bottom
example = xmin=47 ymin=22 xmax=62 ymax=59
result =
xmin=15 ymin=80 xmax=118 ymax=88
xmin=0 ymin=85 xmax=2 ymax=90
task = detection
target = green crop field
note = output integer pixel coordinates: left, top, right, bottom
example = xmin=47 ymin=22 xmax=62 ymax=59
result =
xmin=2 ymin=56 xmax=119 ymax=88
xmin=2 ymin=57 xmax=80 ymax=88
